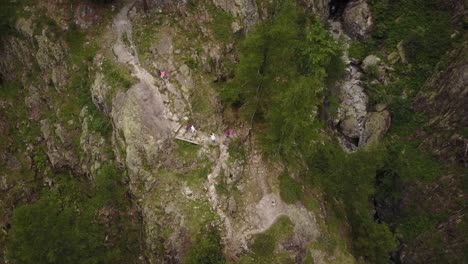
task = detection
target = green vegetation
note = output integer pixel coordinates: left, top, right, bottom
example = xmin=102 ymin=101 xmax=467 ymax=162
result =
xmin=102 ymin=58 xmax=135 ymax=91
xmin=303 ymin=251 xmax=315 ymax=264
xmin=185 ymin=227 xmax=225 ymax=264
xmin=279 ymin=174 xmax=301 ymax=204
xmin=359 ymin=1 xmax=463 ymax=261
xmin=221 ymin=1 xmax=398 ymax=262
xmin=348 ymin=41 xmax=367 ymax=61
xmin=248 ymin=216 xmax=294 ymax=262
xmin=206 ymin=4 xmax=235 ymax=42
xmin=176 ymin=140 xmax=201 ymax=162
xmin=222 ymin=0 xmax=342 ymax=158
xmin=0 ymin=0 xmax=29 ymax=41
xmin=133 ymin=14 xmax=161 ymax=65
xmin=364 ymin=0 xmax=455 ymax=115
xmin=7 ymin=163 xmax=141 ymax=264
xmin=2 ymin=6 xmax=143 ymax=263
xmin=308 ymin=143 xmax=398 ymax=263
xmin=190 ymin=83 xmax=218 ymax=132
xmin=227 ymin=139 xmax=246 ymax=163
xmin=251 ymin=234 xmax=275 ymax=258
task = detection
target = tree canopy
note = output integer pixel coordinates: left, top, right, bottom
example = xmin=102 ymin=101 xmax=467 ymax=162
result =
xmin=222 ymin=0 xmax=342 ymax=158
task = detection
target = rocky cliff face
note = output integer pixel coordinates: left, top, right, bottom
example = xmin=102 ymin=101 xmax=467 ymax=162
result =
xmin=0 ymin=2 xmax=116 ymax=261
xmin=2 ymin=0 xmax=465 ymax=263
xmin=398 ymin=40 xmax=468 ymax=263
xmin=99 ymin=2 xmax=335 ymax=262
xmin=0 ymin=1 xmax=355 ymax=263
xmin=413 ymin=41 xmax=468 ymax=165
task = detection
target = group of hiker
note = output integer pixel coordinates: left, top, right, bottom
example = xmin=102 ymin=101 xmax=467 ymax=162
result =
xmin=187 ymin=124 xmax=231 ymax=144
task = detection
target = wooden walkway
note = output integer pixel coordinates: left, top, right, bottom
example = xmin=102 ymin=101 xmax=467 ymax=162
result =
xmin=174 ymin=136 xmax=201 ymax=145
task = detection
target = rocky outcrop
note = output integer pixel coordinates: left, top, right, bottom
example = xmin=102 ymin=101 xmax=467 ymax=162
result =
xmin=91 ymin=69 xmax=112 ymax=115
xmin=434 ymin=0 xmax=467 ymax=26
xmin=413 ymin=41 xmax=468 ymax=165
xmin=40 ymin=119 xmax=81 ymax=174
xmin=329 ymin=20 xmax=368 ymax=151
xmin=359 ymin=110 xmax=390 ymax=147
xmin=394 ymin=40 xmax=468 ymax=264
xmin=74 ymin=1 xmax=101 ymax=29
xmin=342 ymin=0 xmax=372 ymax=39
xmin=211 ymin=0 xmax=259 ymax=30
xmin=302 ymin=0 xmax=331 ymax=21
xmin=109 ymin=4 xmax=179 ymax=196
xmin=79 ymin=107 xmax=108 ymax=177
xmin=111 ymin=83 xmax=174 ymax=193
xmin=362 ymin=54 xmax=381 ymax=72
xmin=35 ymin=31 xmax=68 ymax=89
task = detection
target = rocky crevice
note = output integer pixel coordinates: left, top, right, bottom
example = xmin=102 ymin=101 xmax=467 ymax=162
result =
xmin=327 ymin=0 xmax=391 ymax=151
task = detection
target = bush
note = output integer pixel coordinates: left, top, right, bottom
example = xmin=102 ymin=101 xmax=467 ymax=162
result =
xmin=325 ymin=53 xmax=345 ymax=85
xmin=348 ymin=41 xmax=367 ymax=61
xmin=248 ymin=216 xmax=294 ymax=261
xmin=306 ymin=142 xmax=398 ymax=262
xmin=251 ymin=234 xmax=275 ymax=258
xmin=0 ymin=0 xmax=24 ymax=41
xmin=102 ymin=58 xmax=135 ymax=90
xmin=7 ymin=194 xmax=107 ymax=264
xmin=206 ymin=4 xmax=234 ymax=42
xmin=352 ymin=219 xmax=398 ymax=264
xmin=279 ymin=174 xmax=301 ymax=204
xmin=7 ymin=164 xmax=140 ymax=264
xmin=93 ymin=163 xmax=127 ymax=208
xmin=185 ymin=228 xmax=225 ymax=264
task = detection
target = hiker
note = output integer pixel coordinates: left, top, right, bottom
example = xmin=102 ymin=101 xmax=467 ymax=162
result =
xmin=190 ymin=125 xmax=196 ymax=134
xmin=226 ymin=129 xmax=231 ymax=138
xmin=160 ymin=69 xmax=166 ymax=79
xmin=210 ymin=133 xmax=216 ymax=144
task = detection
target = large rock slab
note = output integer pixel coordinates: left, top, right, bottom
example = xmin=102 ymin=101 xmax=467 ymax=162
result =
xmin=359 ymin=110 xmax=391 ymax=147
xmin=111 ymin=82 xmax=175 ymax=194
xmin=342 ymin=0 xmax=373 ymax=39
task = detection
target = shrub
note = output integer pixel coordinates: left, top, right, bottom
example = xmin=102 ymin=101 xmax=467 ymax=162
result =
xmin=249 ymin=216 xmax=294 ymax=261
xmin=7 ymin=194 xmax=107 ymax=264
xmin=102 ymin=58 xmax=135 ymax=90
xmin=93 ymin=163 xmax=127 ymax=208
xmin=251 ymin=233 xmax=275 ymax=258
xmin=348 ymin=41 xmax=367 ymax=61
xmin=206 ymin=4 xmax=234 ymax=42
xmin=185 ymin=228 xmax=225 ymax=264
xmin=306 ymin=142 xmax=398 ymax=262
xmin=279 ymin=174 xmax=301 ymax=204
xmin=0 ymin=0 xmax=25 ymax=41
xmin=352 ymin=219 xmax=398 ymax=264
xmin=7 ymin=164 xmax=140 ymax=264
xmin=325 ymin=53 xmax=345 ymax=85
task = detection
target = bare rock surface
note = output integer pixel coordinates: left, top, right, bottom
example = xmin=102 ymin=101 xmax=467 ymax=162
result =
xmin=303 ymin=0 xmax=331 ymax=21
xmin=342 ymin=0 xmax=373 ymax=39
xmin=362 ymin=54 xmax=381 ymax=71
xmin=109 ymin=4 xmax=179 ymax=194
xmin=40 ymin=119 xmax=80 ymax=173
xmin=359 ymin=110 xmax=391 ymax=147
xmin=329 ymin=21 xmax=368 ymax=150
xmin=212 ymin=0 xmax=259 ymax=30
